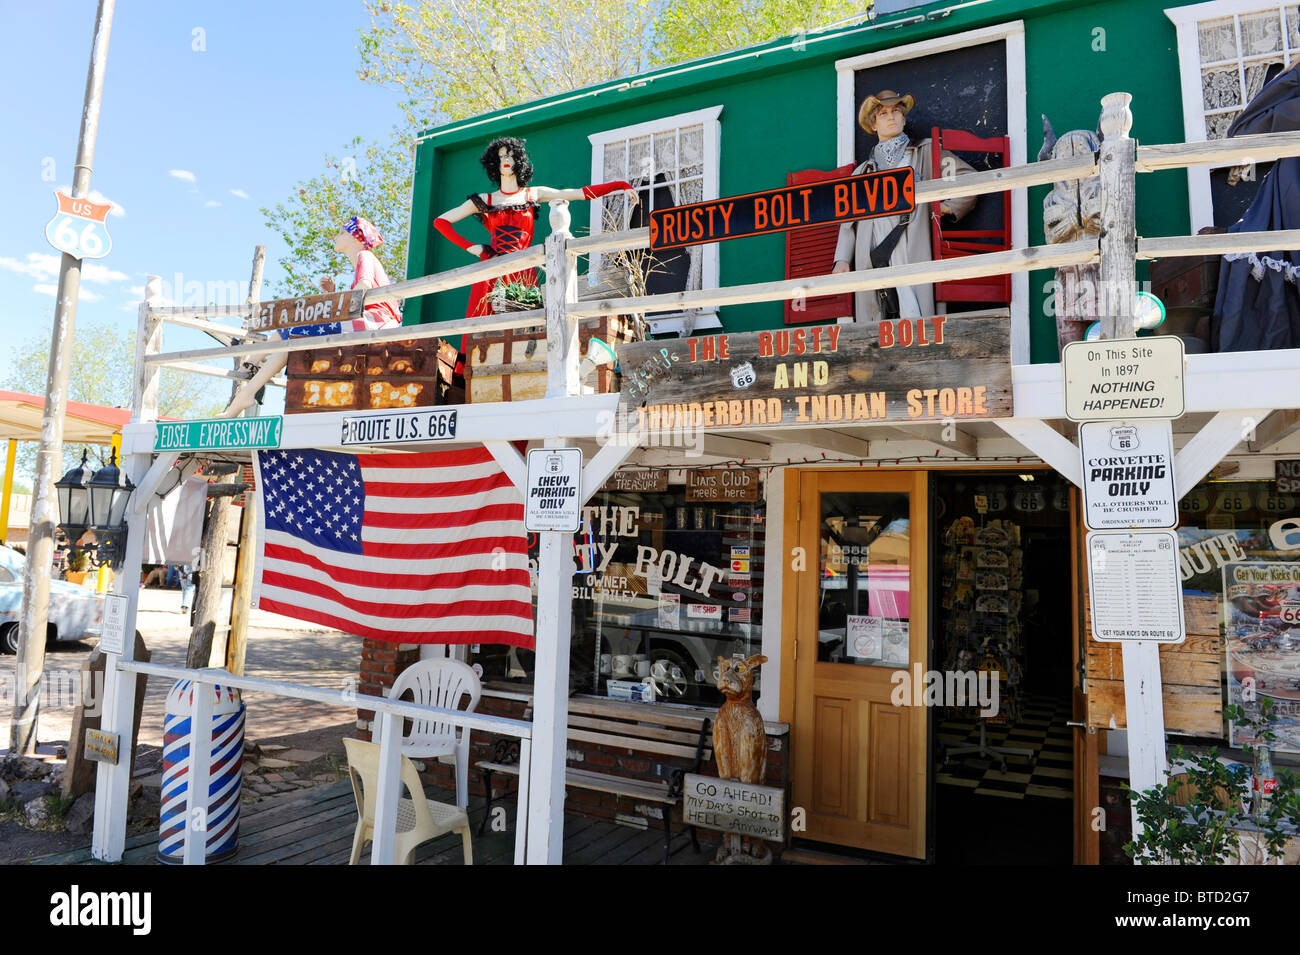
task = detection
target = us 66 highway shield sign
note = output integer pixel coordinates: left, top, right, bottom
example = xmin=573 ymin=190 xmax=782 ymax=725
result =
xmin=45 ymin=191 xmax=114 ymax=259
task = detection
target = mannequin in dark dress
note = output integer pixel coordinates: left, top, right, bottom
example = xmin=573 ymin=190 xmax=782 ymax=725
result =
xmin=1213 ymin=61 xmax=1300 ymax=351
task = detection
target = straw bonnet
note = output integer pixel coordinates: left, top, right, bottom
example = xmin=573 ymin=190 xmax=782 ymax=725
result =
xmin=858 ymin=90 xmax=916 ymax=133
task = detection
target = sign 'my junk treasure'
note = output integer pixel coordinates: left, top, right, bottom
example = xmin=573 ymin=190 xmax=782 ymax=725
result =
xmin=615 ymin=311 xmax=1013 ymax=434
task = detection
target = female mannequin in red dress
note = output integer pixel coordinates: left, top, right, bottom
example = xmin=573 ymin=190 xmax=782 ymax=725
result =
xmin=434 ymin=137 xmax=635 ymax=316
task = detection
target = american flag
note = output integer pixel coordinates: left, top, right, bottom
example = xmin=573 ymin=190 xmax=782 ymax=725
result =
xmin=253 ymin=447 xmax=534 ymax=647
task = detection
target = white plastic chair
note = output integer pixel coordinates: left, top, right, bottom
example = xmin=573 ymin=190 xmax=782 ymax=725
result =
xmin=343 ymin=738 xmax=472 ymax=865
xmin=376 ymin=659 xmax=482 ymax=809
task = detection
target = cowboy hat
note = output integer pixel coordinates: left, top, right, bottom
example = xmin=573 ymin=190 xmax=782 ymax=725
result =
xmin=858 ymin=90 xmax=916 ymax=133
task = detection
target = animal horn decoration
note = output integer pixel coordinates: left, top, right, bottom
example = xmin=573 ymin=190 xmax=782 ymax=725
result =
xmin=1038 ymin=114 xmax=1058 ymax=163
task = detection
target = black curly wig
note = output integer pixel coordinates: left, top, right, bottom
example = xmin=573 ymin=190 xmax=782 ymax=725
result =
xmin=480 ymin=137 xmax=534 ymax=187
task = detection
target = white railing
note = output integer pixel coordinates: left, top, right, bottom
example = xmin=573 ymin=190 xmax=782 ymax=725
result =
xmin=137 ymin=114 xmax=1300 ymax=385
xmin=119 ymin=660 xmax=532 ymax=866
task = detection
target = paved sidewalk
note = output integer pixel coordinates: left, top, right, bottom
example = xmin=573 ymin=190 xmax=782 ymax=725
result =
xmin=1 ymin=585 xmax=363 ymax=754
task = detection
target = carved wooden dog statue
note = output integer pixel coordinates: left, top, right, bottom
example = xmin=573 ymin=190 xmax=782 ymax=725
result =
xmin=713 ymin=654 xmax=768 ymax=784
xmin=713 ymin=654 xmax=771 ymax=863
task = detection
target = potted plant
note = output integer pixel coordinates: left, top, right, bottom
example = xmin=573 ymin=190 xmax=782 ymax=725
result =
xmin=487 ymin=280 xmax=543 ymax=314
xmin=1124 ymin=700 xmax=1300 ymax=864
xmin=63 ymin=548 xmax=90 ymax=586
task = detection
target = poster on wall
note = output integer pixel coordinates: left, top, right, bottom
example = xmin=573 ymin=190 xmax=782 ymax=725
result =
xmin=1223 ymin=561 xmax=1300 ymax=754
xmin=659 ymin=592 xmax=681 ymax=630
xmin=846 ymin=614 xmax=883 ymax=659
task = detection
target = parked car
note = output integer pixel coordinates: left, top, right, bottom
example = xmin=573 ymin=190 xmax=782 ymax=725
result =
xmin=0 ymin=544 xmax=104 ymax=653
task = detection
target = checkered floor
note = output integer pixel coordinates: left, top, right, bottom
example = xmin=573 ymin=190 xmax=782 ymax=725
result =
xmin=935 ymin=695 xmax=1074 ymax=800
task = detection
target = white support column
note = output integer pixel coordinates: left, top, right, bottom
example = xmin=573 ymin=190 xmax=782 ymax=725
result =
xmin=485 ymin=439 xmax=527 ymax=491
xmin=370 ymin=710 xmax=402 ymax=865
xmin=528 ymin=436 xmax=575 ymax=865
xmin=1174 ymin=409 xmax=1269 ymax=499
xmin=1095 ymin=92 xmax=1163 ymax=843
xmin=992 ymin=418 xmax=1083 ymax=487
xmin=526 ymin=201 xmax=583 ymax=864
xmin=92 ymin=275 xmax=162 ymax=862
xmin=513 ymin=737 xmax=532 ymax=865
xmin=1120 ymin=642 xmax=1168 ymax=827
xmin=581 ymin=436 xmax=639 ymax=502
xmin=182 ymin=675 xmax=214 ymax=866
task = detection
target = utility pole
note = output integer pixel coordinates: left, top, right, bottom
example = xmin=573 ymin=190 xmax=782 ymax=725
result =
xmin=10 ymin=0 xmax=116 ymax=754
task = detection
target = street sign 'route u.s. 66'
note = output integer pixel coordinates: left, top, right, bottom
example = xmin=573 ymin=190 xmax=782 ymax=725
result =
xmin=45 ymin=191 xmax=114 ymax=260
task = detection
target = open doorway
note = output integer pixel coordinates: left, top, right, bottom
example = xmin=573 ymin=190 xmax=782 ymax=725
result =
xmin=929 ymin=471 xmax=1075 ymax=864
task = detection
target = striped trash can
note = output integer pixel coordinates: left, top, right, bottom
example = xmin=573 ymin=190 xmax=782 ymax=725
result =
xmin=158 ymin=679 xmax=245 ymax=864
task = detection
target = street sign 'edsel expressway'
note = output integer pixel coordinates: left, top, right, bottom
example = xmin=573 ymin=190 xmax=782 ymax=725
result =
xmin=648 ymin=167 xmax=915 ymax=251
xmin=154 ymin=416 xmax=283 ymax=452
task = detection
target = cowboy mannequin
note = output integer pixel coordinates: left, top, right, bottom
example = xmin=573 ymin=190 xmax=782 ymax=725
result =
xmin=832 ymin=89 xmax=976 ymax=324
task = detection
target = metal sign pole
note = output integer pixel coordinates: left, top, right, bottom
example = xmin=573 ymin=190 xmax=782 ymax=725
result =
xmin=10 ymin=0 xmax=116 ymax=754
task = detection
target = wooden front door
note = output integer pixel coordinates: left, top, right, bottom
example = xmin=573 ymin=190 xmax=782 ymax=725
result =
xmin=790 ymin=470 xmax=928 ymax=858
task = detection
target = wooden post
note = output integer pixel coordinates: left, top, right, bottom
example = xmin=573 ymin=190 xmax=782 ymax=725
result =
xmin=545 ymin=201 xmax=581 ymax=401
xmin=63 ymin=633 xmax=150 ymax=802
xmin=1097 ymin=92 xmax=1137 ymax=341
xmin=93 ymin=275 xmax=161 ymax=862
xmin=526 ymin=202 xmax=582 ymax=864
xmin=0 ymin=438 xmax=15 ymax=546
xmin=187 ymin=489 xmax=235 ymax=669
xmin=231 ymin=246 xmax=266 ymax=402
xmin=223 ymin=247 xmax=265 ymax=674
xmin=1095 ymin=92 xmax=1168 ymax=841
xmin=225 ymin=497 xmax=256 ymax=675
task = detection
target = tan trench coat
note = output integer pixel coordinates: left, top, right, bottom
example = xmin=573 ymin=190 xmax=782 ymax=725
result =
xmin=833 ymin=140 xmax=976 ymax=324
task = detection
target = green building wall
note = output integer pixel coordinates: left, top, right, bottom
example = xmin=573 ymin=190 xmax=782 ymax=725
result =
xmin=406 ymin=0 xmax=1201 ymax=363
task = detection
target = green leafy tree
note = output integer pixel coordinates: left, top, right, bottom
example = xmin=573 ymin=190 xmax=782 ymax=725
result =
xmin=264 ymin=0 xmax=870 ymax=297
xmin=260 ymin=134 xmax=413 ymax=297
xmin=650 ymin=0 xmax=872 ymax=65
xmin=2 ymin=320 xmax=225 ymax=481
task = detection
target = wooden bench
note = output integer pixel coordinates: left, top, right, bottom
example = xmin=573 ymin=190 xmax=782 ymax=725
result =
xmin=477 ymin=698 xmax=712 ymax=865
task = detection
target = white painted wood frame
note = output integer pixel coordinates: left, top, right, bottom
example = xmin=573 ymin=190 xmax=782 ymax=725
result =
xmin=587 ymin=105 xmax=724 ymax=335
xmin=835 ymin=21 xmax=1029 ymax=364
xmin=1165 ymin=0 xmax=1300 ymax=232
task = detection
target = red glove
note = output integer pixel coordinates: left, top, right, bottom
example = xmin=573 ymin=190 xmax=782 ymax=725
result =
xmin=435 ymin=217 xmax=475 ymax=251
xmin=582 ymin=180 xmax=632 ymax=200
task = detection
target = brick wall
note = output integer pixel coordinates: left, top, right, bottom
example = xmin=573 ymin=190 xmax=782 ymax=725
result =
xmin=354 ymin=639 xmax=422 ymax=735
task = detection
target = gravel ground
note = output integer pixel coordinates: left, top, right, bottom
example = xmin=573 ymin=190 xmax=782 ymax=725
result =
xmin=0 ymin=584 xmax=363 ymax=862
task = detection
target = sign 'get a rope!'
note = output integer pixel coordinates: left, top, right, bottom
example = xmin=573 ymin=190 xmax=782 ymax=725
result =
xmin=648 ymin=168 xmax=915 ymax=251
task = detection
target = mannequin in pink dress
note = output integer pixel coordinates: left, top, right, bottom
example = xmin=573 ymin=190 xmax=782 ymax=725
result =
xmin=434 ymin=136 xmax=635 ymax=316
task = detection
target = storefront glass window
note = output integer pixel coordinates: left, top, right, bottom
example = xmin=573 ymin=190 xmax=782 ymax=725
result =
xmin=470 ymin=478 xmax=765 ymax=706
xmin=1178 ymin=479 xmax=1300 ymax=754
xmin=816 ymin=491 xmax=911 ymax=667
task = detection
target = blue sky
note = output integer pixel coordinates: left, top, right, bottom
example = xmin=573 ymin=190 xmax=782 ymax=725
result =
xmin=0 ymin=0 xmax=406 ymax=388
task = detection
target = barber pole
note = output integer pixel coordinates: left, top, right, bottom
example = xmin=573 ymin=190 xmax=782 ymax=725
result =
xmin=158 ymin=680 xmax=244 ymax=864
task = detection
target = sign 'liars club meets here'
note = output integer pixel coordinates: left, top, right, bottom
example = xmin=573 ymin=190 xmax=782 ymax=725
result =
xmin=648 ymin=167 xmax=915 ymax=251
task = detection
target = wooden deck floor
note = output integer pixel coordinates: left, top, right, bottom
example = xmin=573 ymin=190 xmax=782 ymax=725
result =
xmin=35 ymin=780 xmax=710 ymax=866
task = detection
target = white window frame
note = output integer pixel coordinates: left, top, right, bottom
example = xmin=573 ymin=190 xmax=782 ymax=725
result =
xmin=587 ymin=105 xmax=724 ymax=336
xmin=834 ymin=21 xmax=1029 ymax=364
xmin=1166 ymin=0 xmax=1300 ymax=232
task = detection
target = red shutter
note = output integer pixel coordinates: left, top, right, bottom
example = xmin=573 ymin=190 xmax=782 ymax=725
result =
xmin=784 ymin=164 xmax=855 ymax=325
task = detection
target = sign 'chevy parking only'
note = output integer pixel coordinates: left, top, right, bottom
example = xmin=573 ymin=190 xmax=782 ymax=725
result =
xmin=525 ymin=448 xmax=582 ymax=532
xmin=154 ymin=416 xmax=283 ymax=452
